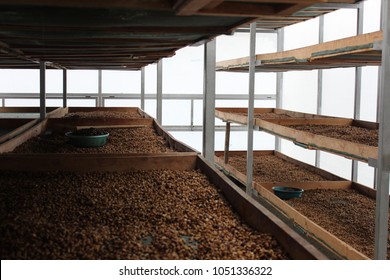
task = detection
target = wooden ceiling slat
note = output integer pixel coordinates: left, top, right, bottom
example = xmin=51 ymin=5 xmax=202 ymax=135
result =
xmin=196 ymin=2 xmax=280 ymax=17
xmin=173 ymin=0 xmax=216 ymax=16
xmin=0 ymin=24 xmax=231 ymax=35
xmin=0 ymin=0 xmax=172 ymax=10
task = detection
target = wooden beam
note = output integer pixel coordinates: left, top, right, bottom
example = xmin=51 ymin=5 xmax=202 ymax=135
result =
xmin=197 ymin=2 xmax=277 ymax=17
xmin=173 ymin=0 xmax=216 ymax=15
xmin=0 ymin=0 xmax=172 ymax=10
xmin=0 ymin=153 xmax=198 ymax=172
xmin=216 ymin=31 xmax=383 ymax=71
xmin=0 ymin=24 xmax=231 ymax=35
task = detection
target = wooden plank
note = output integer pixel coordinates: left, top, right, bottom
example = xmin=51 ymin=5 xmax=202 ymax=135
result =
xmin=0 ymin=119 xmax=48 ymax=153
xmin=0 ymin=153 xmax=198 ymax=172
xmin=197 ymin=155 xmax=329 ymax=260
xmin=174 ymin=0 xmax=216 ymax=15
xmin=75 ymin=125 xmax=147 ymax=130
xmin=215 ymin=108 xmax=378 ymax=161
xmin=153 ymin=120 xmax=198 ymax=153
xmin=216 ymin=31 xmax=382 ymax=71
xmin=197 ymin=2 xmax=277 ymax=17
xmin=47 ymin=117 xmax=154 ymax=129
xmin=256 ymin=119 xmax=378 ymax=162
xmin=46 ymin=107 xmax=68 ymax=118
xmin=264 ymin=117 xmax=353 ymax=126
xmin=0 ymin=119 xmax=39 ymax=144
xmin=215 ymin=108 xmax=248 ymax=124
xmin=0 ymin=0 xmax=172 ymax=10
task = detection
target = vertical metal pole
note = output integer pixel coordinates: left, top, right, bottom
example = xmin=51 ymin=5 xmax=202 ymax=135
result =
xmin=352 ymin=2 xmax=364 ymax=182
xmin=98 ymin=70 xmax=103 ymax=107
xmin=316 ymin=15 xmax=325 ymax=168
xmin=275 ymin=28 xmax=284 ymax=152
xmin=157 ymin=60 xmax=163 ymax=124
xmin=374 ymin=0 xmax=390 ymax=260
xmin=141 ymin=67 xmax=145 ymax=110
xmin=202 ymin=39 xmax=216 ymax=162
xmin=40 ymin=61 xmax=46 ymax=119
xmin=63 ymin=69 xmax=67 ymax=108
xmin=224 ymin=122 xmax=231 ymax=164
xmin=246 ymin=22 xmax=256 ymax=195
xmin=190 ymin=99 xmax=194 ymax=130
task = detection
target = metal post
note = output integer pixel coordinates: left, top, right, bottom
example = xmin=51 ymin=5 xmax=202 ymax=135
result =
xmin=246 ymin=22 xmax=256 ymax=195
xmin=352 ymin=2 xmax=364 ymax=182
xmin=224 ymin=122 xmax=231 ymax=164
xmin=190 ymin=99 xmax=194 ymax=130
xmin=97 ymin=70 xmax=103 ymax=107
xmin=63 ymin=69 xmax=67 ymax=108
xmin=39 ymin=61 xmax=46 ymax=119
xmin=202 ymin=39 xmax=216 ymax=162
xmin=141 ymin=67 xmax=145 ymax=110
xmin=374 ymin=0 xmax=390 ymax=260
xmin=157 ymin=60 xmax=163 ymax=124
xmin=316 ymin=15 xmax=325 ymax=167
xmin=275 ymin=28 xmax=284 ymax=151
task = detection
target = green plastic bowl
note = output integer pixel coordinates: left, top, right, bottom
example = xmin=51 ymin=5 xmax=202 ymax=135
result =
xmin=272 ymin=186 xmax=304 ymax=200
xmin=65 ymin=131 xmax=109 ymax=147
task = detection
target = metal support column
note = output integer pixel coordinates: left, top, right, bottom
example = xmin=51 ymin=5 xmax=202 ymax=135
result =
xmin=374 ymin=0 xmax=390 ymax=260
xmin=98 ymin=70 xmax=103 ymax=107
xmin=352 ymin=2 xmax=364 ymax=182
xmin=246 ymin=22 xmax=256 ymax=195
xmin=224 ymin=122 xmax=231 ymax=164
xmin=39 ymin=61 xmax=46 ymax=119
xmin=157 ymin=60 xmax=163 ymax=124
xmin=202 ymin=39 xmax=216 ymax=162
xmin=275 ymin=28 xmax=284 ymax=151
xmin=141 ymin=67 xmax=145 ymax=110
xmin=63 ymin=69 xmax=67 ymax=108
xmin=316 ymin=16 xmax=325 ymax=167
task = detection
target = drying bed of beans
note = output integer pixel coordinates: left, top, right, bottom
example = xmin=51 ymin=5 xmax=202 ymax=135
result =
xmin=65 ymin=111 xmax=144 ymax=119
xmin=11 ymin=127 xmax=175 ymax=154
xmin=288 ymin=189 xmax=390 ymax=259
xmin=223 ymin=154 xmax=330 ymax=182
xmin=289 ymin=125 xmax=378 ymax=147
xmin=0 ymin=170 xmax=288 ymax=259
xmin=234 ymin=112 xmax=322 ymax=119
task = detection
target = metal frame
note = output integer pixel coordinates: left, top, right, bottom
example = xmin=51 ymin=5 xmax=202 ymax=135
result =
xmin=352 ymin=2 xmax=364 ymax=182
xmin=246 ymin=22 xmax=256 ymax=195
xmin=157 ymin=60 xmax=163 ymax=124
xmin=39 ymin=61 xmax=46 ymax=119
xmin=63 ymin=69 xmax=67 ymax=108
xmin=374 ymin=0 xmax=390 ymax=260
xmin=97 ymin=69 xmax=103 ymax=107
xmin=141 ymin=67 xmax=145 ymax=110
xmin=315 ymin=15 xmax=325 ymax=168
xmin=275 ymin=28 xmax=284 ymax=152
xmin=202 ymin=39 xmax=216 ymax=162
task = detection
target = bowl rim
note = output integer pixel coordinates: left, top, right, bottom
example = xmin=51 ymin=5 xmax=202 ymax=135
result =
xmin=272 ymin=186 xmax=304 ymax=193
xmin=65 ymin=131 xmax=110 ymax=138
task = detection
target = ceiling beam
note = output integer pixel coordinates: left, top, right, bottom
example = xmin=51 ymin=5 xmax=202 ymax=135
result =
xmin=0 ymin=0 xmax=172 ymax=10
xmin=196 ymin=2 xmax=278 ymax=17
xmin=173 ymin=0 xmax=216 ymax=16
xmin=0 ymin=24 xmax=231 ymax=35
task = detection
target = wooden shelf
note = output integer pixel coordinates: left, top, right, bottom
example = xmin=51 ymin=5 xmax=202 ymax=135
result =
xmin=215 ymin=149 xmax=389 ymax=260
xmin=216 ymin=107 xmax=378 ymax=162
xmin=216 ymin=31 xmax=382 ymax=72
